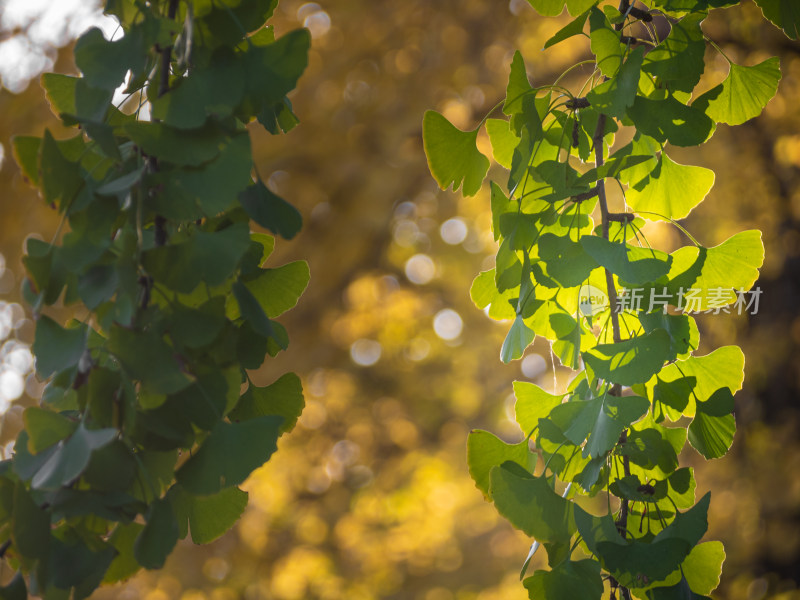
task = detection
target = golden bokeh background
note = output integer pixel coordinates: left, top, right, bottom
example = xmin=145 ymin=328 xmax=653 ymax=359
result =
xmin=1 ymin=1 xmax=800 ymax=599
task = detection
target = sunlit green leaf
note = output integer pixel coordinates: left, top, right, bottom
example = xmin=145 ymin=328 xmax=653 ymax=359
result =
xmin=586 ymin=46 xmax=644 ymax=118
xmin=513 ymin=381 xmax=565 ymax=436
xmin=627 ymin=152 xmax=715 ymax=221
xmin=422 ymin=110 xmax=489 ymax=197
xmin=501 ymin=316 xmax=536 ymax=363
xmin=667 ymin=230 xmax=764 ymax=310
xmin=694 ymin=58 xmax=781 ymax=125
xmin=467 ymin=430 xmax=531 ymax=498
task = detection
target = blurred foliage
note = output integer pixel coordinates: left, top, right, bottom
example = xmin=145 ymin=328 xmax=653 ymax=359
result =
xmin=1 ymin=0 xmax=799 ymax=599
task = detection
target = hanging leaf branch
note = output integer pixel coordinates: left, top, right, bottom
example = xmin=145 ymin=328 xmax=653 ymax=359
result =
xmin=424 ymin=1 xmax=793 ymax=598
xmin=1 ymin=0 xmax=310 ymax=596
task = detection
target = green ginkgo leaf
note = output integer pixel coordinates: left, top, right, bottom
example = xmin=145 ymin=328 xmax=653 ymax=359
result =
xmin=523 ymin=559 xmax=604 ymax=600
xmin=667 ymin=230 xmax=764 ymax=309
xmin=589 ymin=8 xmax=623 ymax=77
xmin=586 ymin=46 xmax=645 ymax=118
xmin=490 ymin=463 xmax=576 ymax=544
xmin=581 ymin=236 xmax=672 ymax=285
xmin=503 ymin=51 xmax=534 ymax=115
xmin=642 ymin=13 xmax=706 ymax=93
xmin=582 ymin=329 xmax=671 ymax=386
xmin=422 ymin=111 xmax=489 ymax=197
xmin=647 ymin=345 xmax=745 ymax=419
xmin=544 ymin=8 xmax=592 ymax=49
xmin=754 ymin=0 xmax=800 ymax=40
xmin=486 ymin=119 xmax=519 ymax=169
xmin=628 ymin=94 xmax=715 ymax=147
xmin=693 ymin=58 xmax=781 ymax=125
xmin=513 ymin=381 xmax=565 ymax=435
xmin=627 ymin=152 xmax=715 ymax=221
xmin=501 ymin=316 xmax=536 ymax=363
xmin=467 ymin=430 xmax=531 ymax=498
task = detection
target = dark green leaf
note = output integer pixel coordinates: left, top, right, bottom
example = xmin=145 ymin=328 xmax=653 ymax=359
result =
xmin=523 ymin=559 xmax=604 ymax=600
xmin=108 ymin=324 xmax=193 ymax=394
xmin=31 ymin=424 xmax=117 ymax=490
xmin=229 ymin=372 xmax=304 ymax=434
xmin=489 ymin=463 xmax=575 ymax=543
xmin=174 ymin=486 xmax=249 ymax=544
xmin=754 ymin=0 xmax=800 ymax=39
xmin=124 ymin=121 xmax=224 ymax=166
xmin=581 ymin=236 xmax=672 ymax=285
xmin=11 ymin=481 xmax=50 ymax=560
xmin=32 ymin=316 xmax=87 ymax=379
xmin=582 ymin=329 xmax=671 ymax=386
xmin=175 ymin=416 xmax=283 ymax=494
xmin=628 ymin=94 xmax=715 ymax=147
xmin=586 ymin=46 xmax=645 ymax=118
xmin=239 ymin=180 xmax=303 ymax=240
xmin=134 ymin=496 xmax=179 ymax=570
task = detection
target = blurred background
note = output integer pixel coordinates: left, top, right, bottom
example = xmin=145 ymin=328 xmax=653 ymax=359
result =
xmin=1 ymin=0 xmax=799 ymax=598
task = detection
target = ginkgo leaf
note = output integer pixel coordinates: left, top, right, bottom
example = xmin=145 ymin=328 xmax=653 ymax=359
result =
xmin=490 ymin=463 xmax=576 ymax=544
xmin=754 ymin=0 xmax=800 ymax=40
xmin=503 ymin=51 xmax=534 ymax=115
xmin=667 ymin=230 xmax=765 ymax=309
xmin=693 ymin=58 xmax=781 ymax=125
xmin=467 ymin=430 xmax=531 ymax=498
xmin=627 ymin=152 xmax=715 ymax=221
xmin=501 ymin=316 xmax=536 ymax=363
xmin=513 ymin=381 xmax=565 ymax=435
xmin=581 ymin=236 xmax=672 ymax=285
xmin=582 ymin=329 xmax=671 ymax=386
xmin=486 ymin=119 xmax=519 ymax=169
xmin=544 ymin=8 xmax=592 ymax=49
xmin=422 ymin=110 xmax=489 ymax=197
xmin=523 ymin=559 xmax=604 ymax=600
xmin=586 ymin=46 xmax=645 ymax=118
xmin=589 ymin=8 xmax=623 ymax=77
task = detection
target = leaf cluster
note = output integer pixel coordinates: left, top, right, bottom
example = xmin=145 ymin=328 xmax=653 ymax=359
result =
xmin=424 ymin=0 xmax=793 ymax=598
xmin=1 ymin=0 xmax=310 ymax=597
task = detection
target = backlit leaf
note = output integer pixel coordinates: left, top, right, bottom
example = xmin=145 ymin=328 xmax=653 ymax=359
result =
xmin=582 ymin=329 xmax=671 ymax=386
xmin=626 ymin=153 xmax=715 ymax=221
xmin=694 ymin=58 xmax=781 ymax=125
xmin=422 ymin=110 xmax=489 ymax=197
xmin=467 ymin=430 xmax=531 ymax=498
